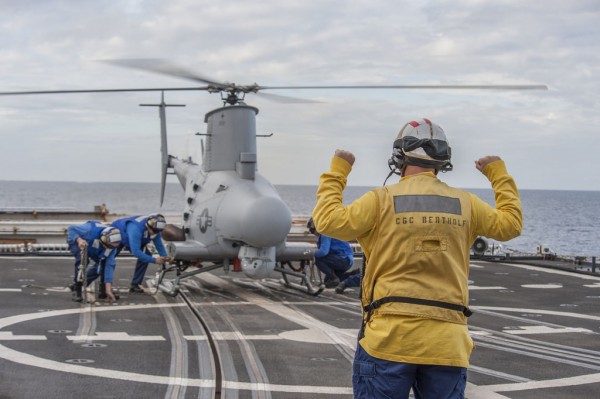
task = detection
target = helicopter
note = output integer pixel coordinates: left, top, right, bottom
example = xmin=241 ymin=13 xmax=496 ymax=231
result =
xmin=150 ymin=90 xmax=323 ymax=296
xmin=0 ymin=59 xmax=548 ymax=296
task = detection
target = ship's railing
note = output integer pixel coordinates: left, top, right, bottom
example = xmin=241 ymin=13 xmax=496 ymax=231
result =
xmin=0 ymin=243 xmax=70 ymax=255
xmin=0 ymin=243 xmax=144 ymax=258
xmin=0 ymin=244 xmax=27 ymax=253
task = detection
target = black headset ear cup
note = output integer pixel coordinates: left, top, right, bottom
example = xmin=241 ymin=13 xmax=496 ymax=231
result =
xmin=388 ymin=148 xmax=405 ymax=172
xmin=306 ymin=218 xmax=317 ymax=234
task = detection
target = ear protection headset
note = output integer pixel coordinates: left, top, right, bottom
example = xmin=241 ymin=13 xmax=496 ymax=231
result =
xmin=146 ymin=214 xmax=167 ymax=232
xmin=100 ymin=227 xmax=122 ymax=248
xmin=306 ymin=218 xmax=317 ymax=235
xmin=385 ymin=118 xmax=453 ymax=185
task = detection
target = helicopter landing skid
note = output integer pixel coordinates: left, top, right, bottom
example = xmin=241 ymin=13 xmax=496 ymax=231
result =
xmin=153 ymin=262 xmax=225 ymax=297
xmin=275 ymin=262 xmax=324 ymax=296
xmin=151 ymin=260 xmax=324 ymax=297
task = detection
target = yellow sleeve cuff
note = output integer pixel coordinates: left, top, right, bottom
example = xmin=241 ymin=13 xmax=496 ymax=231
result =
xmin=483 ymin=159 xmax=508 ymax=181
xmin=331 ymin=155 xmax=353 ymax=177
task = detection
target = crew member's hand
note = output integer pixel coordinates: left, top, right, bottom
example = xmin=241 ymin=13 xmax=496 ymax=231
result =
xmin=77 ymin=237 xmax=88 ymax=250
xmin=475 ymin=156 xmax=501 ymax=172
xmin=105 ymin=283 xmax=117 ymax=303
xmin=106 ymin=290 xmax=117 ymax=303
xmin=156 ymin=256 xmax=172 ymax=265
xmin=335 ymin=149 xmax=356 ymax=166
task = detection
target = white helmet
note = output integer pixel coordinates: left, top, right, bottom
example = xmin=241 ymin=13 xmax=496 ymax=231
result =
xmin=146 ymin=214 xmax=167 ymax=232
xmin=389 ymin=118 xmax=453 ymax=173
xmin=100 ymin=227 xmax=122 ymax=248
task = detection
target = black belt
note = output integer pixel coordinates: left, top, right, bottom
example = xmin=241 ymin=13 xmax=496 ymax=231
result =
xmin=363 ymin=296 xmax=472 ymax=317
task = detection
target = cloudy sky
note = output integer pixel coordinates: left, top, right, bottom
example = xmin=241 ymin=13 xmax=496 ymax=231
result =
xmin=1 ymin=0 xmax=598 ymax=192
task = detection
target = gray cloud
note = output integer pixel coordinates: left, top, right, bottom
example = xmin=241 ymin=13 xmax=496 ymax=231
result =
xmin=0 ymin=0 xmax=598 ymax=190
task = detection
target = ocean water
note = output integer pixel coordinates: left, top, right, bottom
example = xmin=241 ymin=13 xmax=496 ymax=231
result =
xmin=1 ymin=181 xmax=598 ymax=257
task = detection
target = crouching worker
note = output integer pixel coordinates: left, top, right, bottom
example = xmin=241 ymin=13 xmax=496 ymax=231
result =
xmin=307 ymin=217 xmax=354 ymax=288
xmin=336 ymin=254 xmax=366 ymax=294
xmin=111 ymin=214 xmax=172 ymax=293
xmin=66 ymin=222 xmax=122 ymax=302
xmin=335 ymin=270 xmax=362 ymax=294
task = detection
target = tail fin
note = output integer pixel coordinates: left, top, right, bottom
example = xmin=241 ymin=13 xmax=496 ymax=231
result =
xmin=158 ymin=92 xmax=169 ymax=206
xmin=140 ymin=92 xmax=185 ymax=206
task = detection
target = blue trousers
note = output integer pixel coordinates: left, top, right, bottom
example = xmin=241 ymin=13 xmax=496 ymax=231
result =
xmin=343 ymin=272 xmax=362 ymax=287
xmin=86 ymin=262 xmax=105 ymax=285
xmin=315 ymin=254 xmax=351 ymax=281
xmin=353 ymin=344 xmax=467 ymax=399
xmin=130 ymin=248 xmax=152 ymax=285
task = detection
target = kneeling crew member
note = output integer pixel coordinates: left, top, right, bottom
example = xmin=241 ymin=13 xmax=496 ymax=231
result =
xmin=111 ymin=213 xmax=171 ymax=293
xmin=66 ymin=222 xmax=122 ymax=302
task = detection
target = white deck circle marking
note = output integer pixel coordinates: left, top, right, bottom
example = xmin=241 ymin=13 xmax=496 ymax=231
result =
xmin=66 ymin=332 xmax=166 ymax=341
xmin=472 ymin=306 xmax=600 ymax=321
xmin=0 ymin=331 xmax=46 ymax=340
xmin=0 ymin=303 xmax=354 ymax=394
xmin=584 ymin=283 xmax=600 ymax=288
xmin=497 ymin=262 xmax=600 ymax=281
xmin=521 ymin=284 xmax=563 ymax=289
xmin=502 ymin=326 xmax=592 ymax=335
xmin=279 ymin=328 xmax=358 ymax=344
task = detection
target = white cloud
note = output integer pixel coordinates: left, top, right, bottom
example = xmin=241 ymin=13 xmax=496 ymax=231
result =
xmin=0 ymin=0 xmax=599 ymax=191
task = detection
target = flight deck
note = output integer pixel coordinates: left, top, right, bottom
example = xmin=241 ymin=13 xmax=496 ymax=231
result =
xmin=1 ymin=256 xmax=599 ymax=399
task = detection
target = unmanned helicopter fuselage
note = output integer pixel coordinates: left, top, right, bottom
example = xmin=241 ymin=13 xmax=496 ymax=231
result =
xmin=165 ymin=104 xmax=314 ymax=279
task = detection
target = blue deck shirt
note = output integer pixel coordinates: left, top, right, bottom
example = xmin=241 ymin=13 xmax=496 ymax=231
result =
xmin=315 ymin=235 xmax=354 ymax=266
xmin=66 ymin=221 xmax=118 ymax=283
xmin=111 ymin=215 xmax=167 ymax=264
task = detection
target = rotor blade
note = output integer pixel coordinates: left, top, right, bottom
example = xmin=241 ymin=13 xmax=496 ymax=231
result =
xmin=0 ymin=87 xmax=210 ymax=96
xmin=259 ymin=84 xmax=548 ymax=90
xmin=0 ymin=82 xmax=548 ymax=97
xmin=255 ymin=92 xmax=319 ymax=104
xmin=100 ymin=58 xmax=227 ymax=87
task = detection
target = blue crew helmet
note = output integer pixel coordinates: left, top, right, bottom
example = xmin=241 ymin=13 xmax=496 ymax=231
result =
xmin=389 ymin=118 xmax=453 ymax=173
xmin=146 ymin=213 xmax=167 ymax=233
xmin=100 ymin=227 xmax=122 ymax=248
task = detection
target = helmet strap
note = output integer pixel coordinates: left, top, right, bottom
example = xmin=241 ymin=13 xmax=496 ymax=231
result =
xmin=400 ymin=164 xmax=408 ymax=177
xmin=404 ymin=156 xmax=442 ymax=169
xmin=382 ymin=169 xmax=396 ymax=186
xmin=100 ymin=236 xmax=111 ymax=248
xmin=384 ymin=154 xmax=404 ymax=185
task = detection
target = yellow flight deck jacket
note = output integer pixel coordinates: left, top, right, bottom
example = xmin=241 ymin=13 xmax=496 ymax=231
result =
xmin=313 ymin=157 xmax=522 ymax=367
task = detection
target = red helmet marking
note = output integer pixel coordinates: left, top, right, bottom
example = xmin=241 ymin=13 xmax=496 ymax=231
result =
xmin=408 ymin=121 xmax=420 ymax=127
